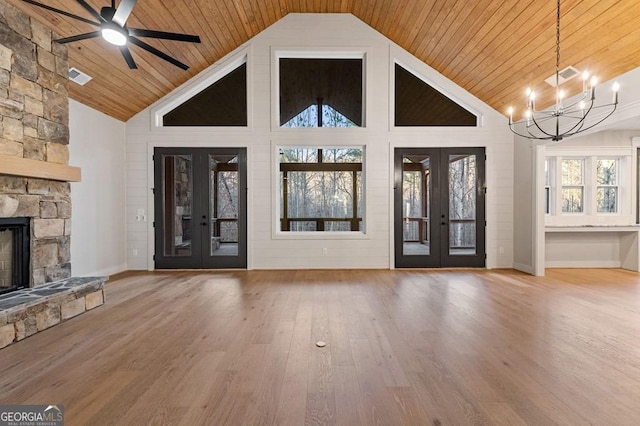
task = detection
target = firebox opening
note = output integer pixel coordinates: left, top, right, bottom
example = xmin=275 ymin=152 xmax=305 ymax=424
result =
xmin=0 ymin=218 xmax=30 ymax=295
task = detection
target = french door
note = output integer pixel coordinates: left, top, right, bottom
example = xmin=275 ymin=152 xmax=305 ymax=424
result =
xmin=394 ymin=147 xmax=486 ymax=268
xmin=153 ymin=147 xmax=247 ymax=269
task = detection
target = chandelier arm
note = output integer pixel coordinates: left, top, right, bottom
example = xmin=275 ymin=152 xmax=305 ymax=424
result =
xmin=528 ymin=112 xmax=558 ymax=138
xmin=558 ymin=100 xmax=596 ymax=135
xmin=561 ymin=114 xmax=588 ymax=136
xmin=561 ymin=92 xmax=589 ymax=110
xmin=508 ymin=123 xmax=553 ymax=140
xmin=564 ymin=105 xmax=618 ymax=138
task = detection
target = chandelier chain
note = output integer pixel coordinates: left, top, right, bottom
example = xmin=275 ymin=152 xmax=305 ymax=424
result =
xmin=556 ymin=0 xmax=560 ymax=80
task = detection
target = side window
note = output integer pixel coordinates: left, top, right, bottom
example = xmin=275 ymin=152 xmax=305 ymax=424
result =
xmin=561 ymin=159 xmax=584 ymax=213
xmin=596 ymin=159 xmax=618 ymax=213
xmin=544 ymin=158 xmax=552 ymax=214
xmin=545 ymin=152 xmax=632 ymax=226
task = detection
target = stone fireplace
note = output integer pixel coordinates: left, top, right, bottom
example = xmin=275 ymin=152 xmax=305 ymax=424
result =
xmin=0 ymin=1 xmax=72 ymax=288
xmin=0 ymin=3 xmax=106 ymax=350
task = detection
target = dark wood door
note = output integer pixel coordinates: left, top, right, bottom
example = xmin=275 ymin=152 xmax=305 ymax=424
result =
xmin=154 ymin=148 xmax=247 ymax=269
xmin=394 ymin=147 xmax=486 ymax=268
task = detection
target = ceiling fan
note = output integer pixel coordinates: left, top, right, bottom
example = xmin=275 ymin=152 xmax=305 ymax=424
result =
xmin=21 ymin=0 xmax=201 ymax=70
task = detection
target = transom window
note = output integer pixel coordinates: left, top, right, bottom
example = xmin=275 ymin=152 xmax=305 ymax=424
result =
xmin=279 ymin=147 xmax=364 ymax=232
xmin=394 ymin=63 xmax=477 ymax=126
xmin=162 ymin=62 xmax=247 ymax=127
xmin=279 ymin=58 xmax=363 ymax=128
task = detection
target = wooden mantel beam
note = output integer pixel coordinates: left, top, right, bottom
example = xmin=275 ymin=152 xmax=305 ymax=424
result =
xmin=0 ymin=155 xmax=81 ymax=182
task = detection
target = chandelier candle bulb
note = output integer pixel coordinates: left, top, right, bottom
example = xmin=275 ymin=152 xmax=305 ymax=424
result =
xmin=613 ymin=82 xmax=620 ymax=103
xmin=590 ymin=75 xmax=598 ymax=99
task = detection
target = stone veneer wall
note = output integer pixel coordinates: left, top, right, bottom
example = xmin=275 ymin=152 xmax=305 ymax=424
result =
xmin=0 ymin=2 xmax=72 ymax=286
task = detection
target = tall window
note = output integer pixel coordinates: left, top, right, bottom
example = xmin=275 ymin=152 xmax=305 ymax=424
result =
xmin=279 ymin=148 xmax=363 ymax=232
xmin=597 ymin=159 xmax=618 ymax=213
xmin=561 ymin=159 xmax=584 ymax=213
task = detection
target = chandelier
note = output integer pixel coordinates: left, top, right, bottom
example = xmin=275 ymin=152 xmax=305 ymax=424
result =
xmin=508 ymin=0 xmax=619 ymax=142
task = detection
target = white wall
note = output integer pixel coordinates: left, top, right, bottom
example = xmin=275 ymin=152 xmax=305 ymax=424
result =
xmin=125 ymin=14 xmax=515 ymax=270
xmin=69 ymin=99 xmax=127 ymax=276
xmin=512 ymin=136 xmax=539 ymax=274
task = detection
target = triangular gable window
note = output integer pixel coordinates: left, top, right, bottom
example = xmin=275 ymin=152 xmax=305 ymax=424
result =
xmin=394 ymin=63 xmax=476 ymax=126
xmin=163 ymin=63 xmax=247 ymax=126
xmin=283 ymin=103 xmax=357 ymax=128
xmin=279 ymin=58 xmax=363 ymax=127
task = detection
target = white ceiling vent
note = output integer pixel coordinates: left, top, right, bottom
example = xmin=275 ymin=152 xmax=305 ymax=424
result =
xmin=544 ymin=65 xmax=581 ymax=87
xmin=68 ymin=67 xmax=92 ymax=86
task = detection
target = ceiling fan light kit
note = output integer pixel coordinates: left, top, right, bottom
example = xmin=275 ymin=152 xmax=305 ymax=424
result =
xmin=21 ymin=0 xmax=201 ymax=70
xmin=508 ymin=0 xmax=619 ymax=142
xmin=101 ymin=25 xmax=127 ymax=46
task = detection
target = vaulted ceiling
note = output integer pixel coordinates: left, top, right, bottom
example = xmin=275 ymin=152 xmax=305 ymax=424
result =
xmin=8 ymin=0 xmax=640 ymax=122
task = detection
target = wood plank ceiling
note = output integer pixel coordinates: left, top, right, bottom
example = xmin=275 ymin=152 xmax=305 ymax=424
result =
xmin=7 ymin=0 xmax=640 ymax=122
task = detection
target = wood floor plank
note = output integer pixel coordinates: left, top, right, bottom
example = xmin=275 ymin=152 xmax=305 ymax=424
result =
xmin=1 ymin=268 xmax=640 ymax=424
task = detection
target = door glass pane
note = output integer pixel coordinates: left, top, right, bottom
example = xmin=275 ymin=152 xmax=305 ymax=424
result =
xmin=210 ymin=155 xmax=239 ymax=256
xmin=402 ymin=155 xmax=430 ymax=255
xmin=162 ymin=155 xmax=193 ymax=257
xmin=449 ymin=154 xmax=476 ymax=255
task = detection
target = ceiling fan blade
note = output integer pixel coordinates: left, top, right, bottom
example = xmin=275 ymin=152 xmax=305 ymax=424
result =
xmin=75 ymin=0 xmax=106 ymax=23
xmin=129 ymin=36 xmax=189 ymax=70
xmin=21 ymin=0 xmax=100 ymax=27
xmin=112 ymin=0 xmax=138 ymax=26
xmin=55 ymin=31 xmax=101 ymax=44
xmin=128 ymin=28 xmax=201 ymax=43
xmin=119 ymin=46 xmax=138 ymax=69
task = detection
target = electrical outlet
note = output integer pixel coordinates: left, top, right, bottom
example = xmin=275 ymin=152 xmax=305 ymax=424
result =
xmin=132 ymin=248 xmax=138 ymax=256
xmin=322 ymin=248 xmax=328 ymax=255
xmin=499 ymin=246 xmax=505 ymax=254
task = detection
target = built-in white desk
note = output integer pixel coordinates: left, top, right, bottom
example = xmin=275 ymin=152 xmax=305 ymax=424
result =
xmin=545 ymin=226 xmax=640 ymax=271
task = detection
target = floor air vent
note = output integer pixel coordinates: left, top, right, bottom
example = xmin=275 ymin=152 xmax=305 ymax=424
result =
xmin=68 ymin=67 xmax=92 ymax=86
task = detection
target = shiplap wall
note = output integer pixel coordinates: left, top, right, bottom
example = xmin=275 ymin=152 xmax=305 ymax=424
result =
xmin=125 ymin=14 xmax=514 ymax=270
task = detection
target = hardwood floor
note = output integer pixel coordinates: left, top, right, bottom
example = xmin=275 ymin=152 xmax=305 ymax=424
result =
xmin=1 ymin=268 xmax=640 ymax=425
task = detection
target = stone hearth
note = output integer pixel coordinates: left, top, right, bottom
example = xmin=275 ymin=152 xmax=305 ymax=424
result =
xmin=0 ymin=276 xmax=106 ymax=349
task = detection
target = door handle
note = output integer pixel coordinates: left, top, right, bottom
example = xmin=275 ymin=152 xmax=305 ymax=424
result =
xmin=441 ymin=222 xmax=447 ymax=225
xmin=201 ymin=222 xmax=207 ymax=226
